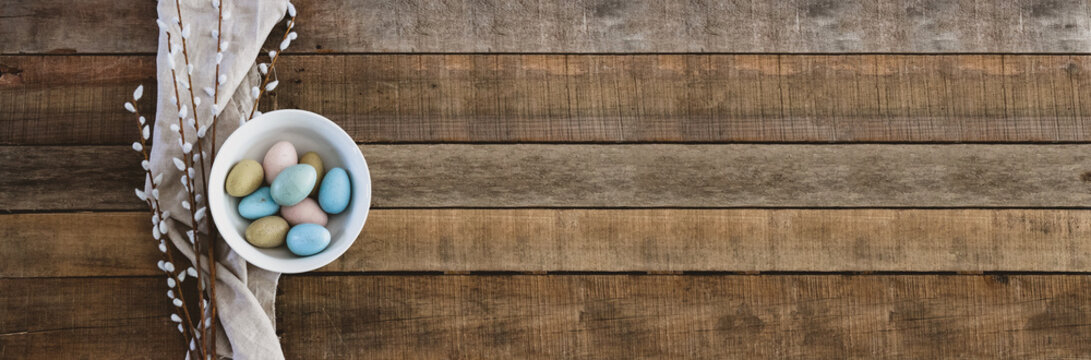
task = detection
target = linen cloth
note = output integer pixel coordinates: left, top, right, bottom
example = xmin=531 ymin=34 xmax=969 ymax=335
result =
xmin=149 ymin=0 xmax=288 ymax=358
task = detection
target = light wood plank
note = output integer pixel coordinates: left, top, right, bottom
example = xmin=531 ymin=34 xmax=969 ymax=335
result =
xmin=6 ymin=0 xmax=1091 ymax=54
xmin=5 ymin=209 xmax=1091 ymax=277
xmin=9 ymin=55 xmax=1091 ymax=144
xmin=4 ymin=144 xmax=1091 ymax=211
xmin=5 ymin=276 xmax=1088 ymax=358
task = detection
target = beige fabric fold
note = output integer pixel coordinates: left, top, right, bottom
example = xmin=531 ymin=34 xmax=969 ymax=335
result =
xmin=149 ymin=0 xmax=288 ymax=358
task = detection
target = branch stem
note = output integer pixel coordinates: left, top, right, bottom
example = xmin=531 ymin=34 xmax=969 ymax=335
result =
xmin=248 ymin=15 xmax=296 ymax=120
xmin=132 ymin=106 xmax=204 ymax=360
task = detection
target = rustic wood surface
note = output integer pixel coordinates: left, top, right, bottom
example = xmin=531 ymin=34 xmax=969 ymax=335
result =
xmin=6 ymin=0 xmax=1091 ymax=54
xmin=5 ymin=0 xmax=1091 ymax=358
xmin=278 ymin=275 xmax=1091 ymax=359
xmin=11 ymin=54 xmax=1091 ymax=145
xmin=5 ymin=144 xmax=1091 ymax=211
xmin=4 ymin=275 xmax=1090 ymax=359
xmin=0 ymin=278 xmax=182 ymax=359
xmin=5 ymin=209 xmax=1091 ymax=278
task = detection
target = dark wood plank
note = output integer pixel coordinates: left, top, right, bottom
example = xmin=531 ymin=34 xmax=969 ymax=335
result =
xmin=0 ymin=56 xmax=153 ymax=145
xmin=10 ymin=55 xmax=1091 ymax=144
xmin=0 ymin=147 xmax=145 ymax=211
xmin=0 ymin=278 xmax=181 ymax=359
xmin=6 ymin=0 xmax=1091 ymax=54
xmin=5 ymin=209 xmax=1091 ymax=277
xmin=6 ymin=276 xmax=1086 ymax=358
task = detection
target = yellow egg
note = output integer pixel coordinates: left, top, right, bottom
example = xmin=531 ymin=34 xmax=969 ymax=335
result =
xmin=299 ymin=152 xmax=325 ymax=197
xmin=245 ymin=216 xmax=289 ymax=248
xmin=225 ymin=159 xmax=264 ymax=197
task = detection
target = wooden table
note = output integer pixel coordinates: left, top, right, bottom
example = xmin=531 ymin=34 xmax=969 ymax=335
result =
xmin=4 ymin=1 xmax=1091 ymax=358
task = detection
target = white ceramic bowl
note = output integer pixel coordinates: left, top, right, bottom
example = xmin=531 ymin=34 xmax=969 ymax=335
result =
xmin=209 ymin=109 xmax=371 ymax=273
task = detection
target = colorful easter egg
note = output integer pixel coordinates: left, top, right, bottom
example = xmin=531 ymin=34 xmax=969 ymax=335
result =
xmin=225 ymin=159 xmax=264 ymax=197
xmin=318 ymin=167 xmax=351 ymax=214
xmin=245 ymin=216 xmax=289 ymax=248
xmin=299 ymin=152 xmax=324 ymax=197
xmin=238 ymin=187 xmax=279 ymax=220
xmin=280 ymin=198 xmax=328 ymax=226
xmin=286 ymin=223 xmax=331 ymax=256
xmin=270 ymin=164 xmax=316 ymax=206
xmin=262 ymin=141 xmax=297 ymax=183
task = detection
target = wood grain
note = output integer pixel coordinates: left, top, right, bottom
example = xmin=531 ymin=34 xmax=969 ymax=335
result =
xmin=0 ymin=56 xmax=154 ymax=145
xmin=0 ymin=278 xmax=182 ymax=359
xmin=0 ymin=147 xmax=145 ymax=211
xmin=5 ymin=209 xmax=1091 ymax=277
xmin=277 ymin=275 xmax=1091 ymax=359
xmin=6 ymin=275 xmax=1087 ymax=358
xmin=10 ymin=54 xmax=1091 ymax=144
xmin=6 ymin=0 xmax=1091 ymax=54
xmin=4 ymin=144 xmax=1091 ymax=211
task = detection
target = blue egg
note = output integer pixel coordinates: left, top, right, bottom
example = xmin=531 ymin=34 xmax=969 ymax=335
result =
xmin=286 ymin=223 xmax=331 ymax=256
xmin=318 ymin=167 xmax=351 ymax=214
xmin=270 ymin=164 xmax=317 ymax=206
xmin=238 ymin=187 xmax=279 ymax=220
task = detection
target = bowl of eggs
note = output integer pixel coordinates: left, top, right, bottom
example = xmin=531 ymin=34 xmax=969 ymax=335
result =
xmin=208 ymin=109 xmax=371 ymax=273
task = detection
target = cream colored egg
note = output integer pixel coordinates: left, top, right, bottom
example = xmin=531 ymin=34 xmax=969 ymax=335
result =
xmin=262 ymin=141 xmax=297 ymax=183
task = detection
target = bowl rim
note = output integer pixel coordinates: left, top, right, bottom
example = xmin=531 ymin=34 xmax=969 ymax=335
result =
xmin=208 ymin=109 xmax=371 ymax=273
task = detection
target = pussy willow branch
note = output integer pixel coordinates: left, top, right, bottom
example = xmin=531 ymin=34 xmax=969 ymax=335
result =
xmin=168 ymin=0 xmax=224 ymax=350
xmin=209 ymin=2 xmax=225 ymax=166
xmin=165 ymin=30 xmax=211 ymax=359
xmin=129 ymin=103 xmax=204 ymax=360
xmin=248 ymin=13 xmax=296 ymax=120
xmin=206 ymin=1 xmax=226 ymax=353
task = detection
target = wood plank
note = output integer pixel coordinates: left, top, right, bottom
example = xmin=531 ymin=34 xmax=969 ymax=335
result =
xmin=6 ymin=0 xmax=1091 ymax=54
xmin=0 ymin=278 xmax=182 ymax=359
xmin=5 ymin=275 xmax=1088 ymax=358
xmin=277 ymin=275 xmax=1091 ymax=359
xmin=0 ymin=212 xmax=157 ymax=277
xmin=0 ymin=56 xmax=154 ymax=145
xmin=0 ymin=147 xmax=145 ymax=211
xmin=10 ymin=54 xmax=1091 ymax=144
xmin=4 ymin=144 xmax=1091 ymax=211
xmin=6 ymin=209 xmax=1091 ymax=277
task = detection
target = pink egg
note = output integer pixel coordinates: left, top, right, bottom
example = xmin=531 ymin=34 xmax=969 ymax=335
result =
xmin=263 ymin=141 xmax=298 ymax=183
xmin=280 ymin=198 xmax=328 ymax=226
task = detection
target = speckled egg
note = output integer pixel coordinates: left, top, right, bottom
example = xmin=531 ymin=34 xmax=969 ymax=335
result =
xmin=286 ymin=223 xmax=331 ymax=256
xmin=262 ymin=141 xmax=297 ymax=183
xmin=238 ymin=186 xmax=279 ymax=220
xmin=270 ymin=164 xmax=317 ymax=206
xmin=225 ymin=159 xmax=264 ymax=197
xmin=280 ymin=198 xmax=328 ymax=226
xmin=245 ymin=216 xmax=289 ymax=248
xmin=299 ymin=152 xmax=324 ymax=197
xmin=318 ymin=167 xmax=351 ymax=214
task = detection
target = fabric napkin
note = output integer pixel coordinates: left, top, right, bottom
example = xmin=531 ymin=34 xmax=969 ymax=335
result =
xmin=148 ymin=0 xmax=288 ymax=358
